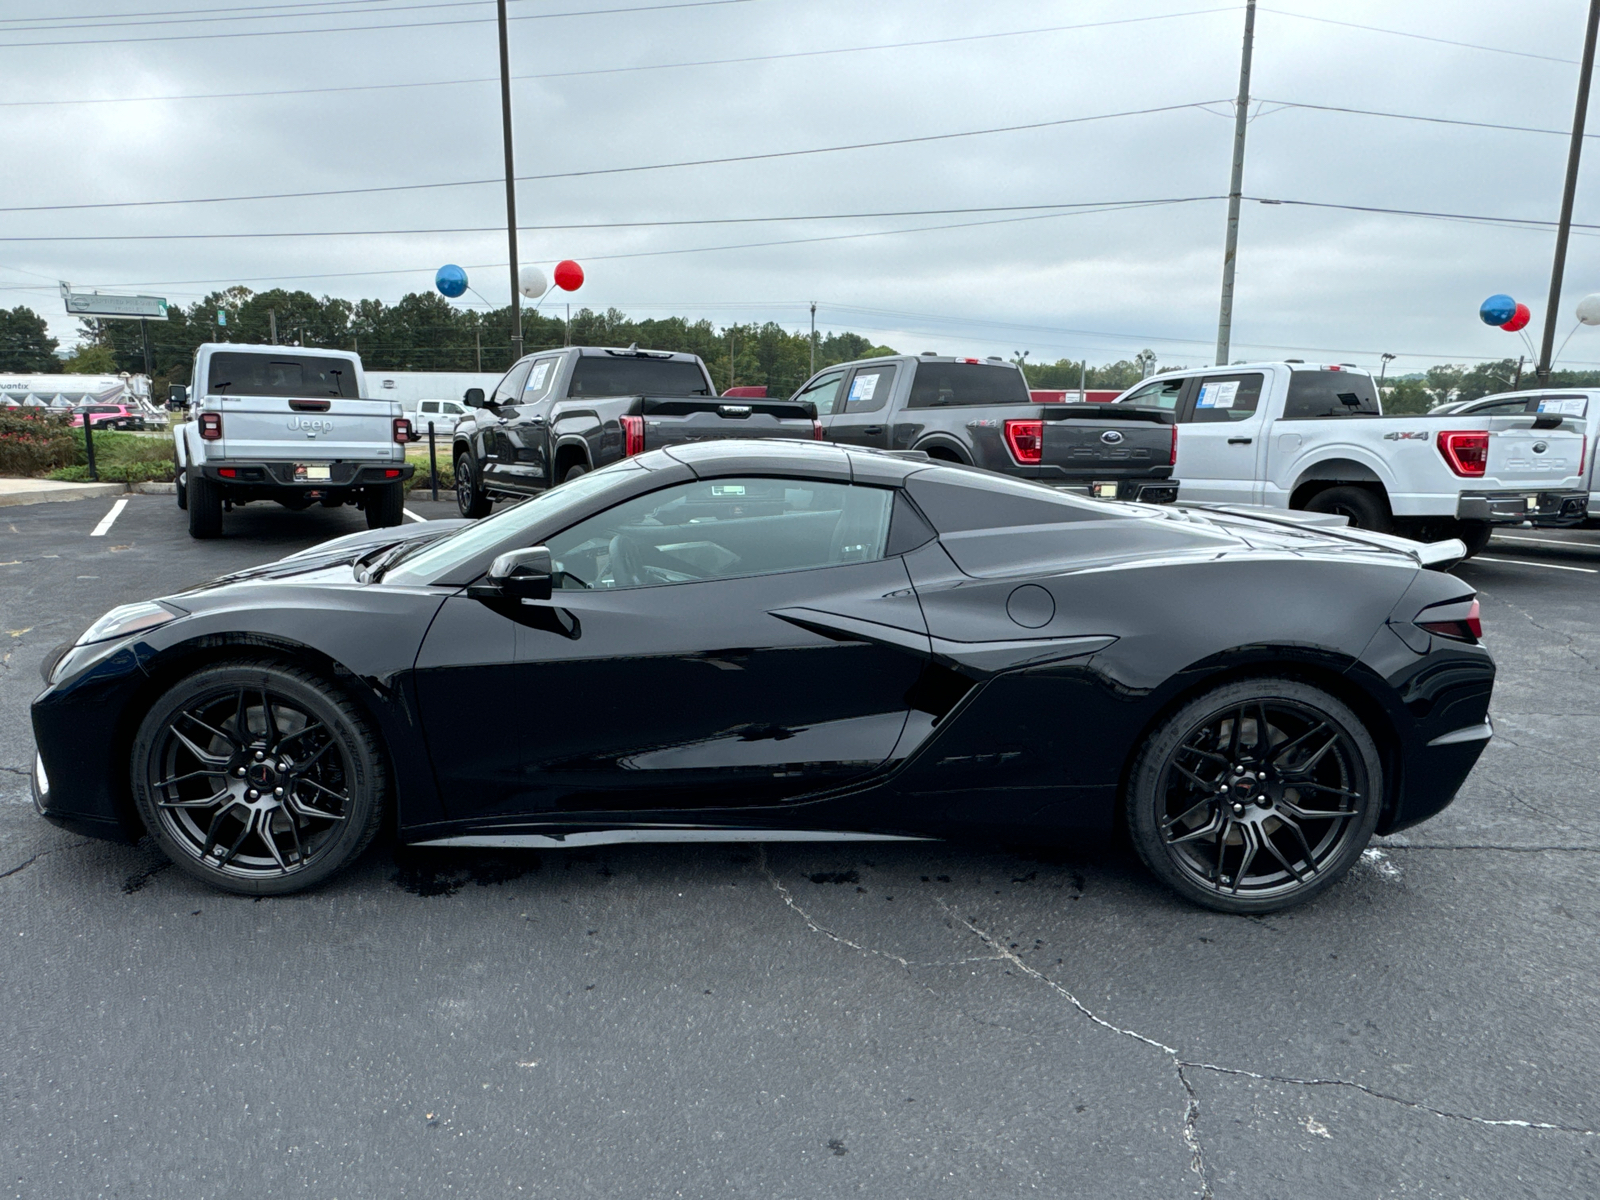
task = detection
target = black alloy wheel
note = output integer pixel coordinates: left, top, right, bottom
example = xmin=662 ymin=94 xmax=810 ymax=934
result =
xmin=1304 ymin=485 xmax=1393 ymax=534
xmin=131 ymin=663 xmax=386 ymax=895
xmin=455 ymin=454 xmax=491 ymax=518
xmin=1127 ymin=679 xmax=1382 ymax=913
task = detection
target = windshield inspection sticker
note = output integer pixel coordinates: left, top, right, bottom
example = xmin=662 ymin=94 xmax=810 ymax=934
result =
xmin=848 ymin=374 xmax=879 ymax=405
xmin=1196 ymin=380 xmax=1239 ymax=409
xmin=1537 ymin=397 xmax=1589 ymax=416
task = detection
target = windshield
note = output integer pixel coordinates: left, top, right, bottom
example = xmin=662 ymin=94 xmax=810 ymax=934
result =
xmin=384 ymin=464 xmax=644 ymax=586
xmin=569 ymin=356 xmax=711 ymax=397
xmin=208 ymin=352 xmax=360 ymax=398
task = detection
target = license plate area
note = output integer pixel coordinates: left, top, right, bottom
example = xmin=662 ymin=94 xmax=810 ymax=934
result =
xmin=293 ymin=464 xmax=331 ymax=482
xmin=1092 ymin=481 xmax=1120 ymax=499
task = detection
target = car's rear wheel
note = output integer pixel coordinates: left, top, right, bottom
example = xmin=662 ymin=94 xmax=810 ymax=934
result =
xmin=1126 ymin=678 xmax=1382 ymax=914
xmin=188 ymin=473 xmax=222 ymax=538
xmin=365 ymin=481 xmax=404 ymax=529
xmin=130 ymin=663 xmax=387 ymax=896
xmin=561 ymin=462 xmax=588 ymax=483
xmin=1454 ymin=519 xmax=1493 ymax=557
xmin=1303 ymin=485 xmax=1392 ymax=533
xmin=455 ymin=454 xmax=491 ymax=518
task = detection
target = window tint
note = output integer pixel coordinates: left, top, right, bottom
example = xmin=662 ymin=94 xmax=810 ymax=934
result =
xmin=1467 ymin=398 xmax=1534 ymax=415
xmin=1115 ymin=377 xmax=1186 ymax=410
xmin=907 ymin=362 xmax=1030 ymax=408
xmin=569 ymin=356 xmax=711 ymax=397
xmin=843 ymin=363 xmax=896 ymax=414
xmin=1184 ymin=373 xmax=1264 ymax=424
xmin=794 ymin=370 xmax=845 ymax=416
xmin=207 ymin=353 xmax=359 ymax=398
xmin=1283 ymin=370 xmax=1380 ymax=419
xmin=522 ymin=357 xmax=561 ymax=403
xmin=545 ymin=478 xmax=893 ymax=589
xmin=491 ymin=360 xmax=533 ymax=406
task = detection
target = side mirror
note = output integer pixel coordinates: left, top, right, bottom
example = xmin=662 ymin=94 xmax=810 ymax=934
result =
xmin=463 ymin=387 xmax=485 ymax=407
xmin=476 ymin=545 xmax=553 ymax=601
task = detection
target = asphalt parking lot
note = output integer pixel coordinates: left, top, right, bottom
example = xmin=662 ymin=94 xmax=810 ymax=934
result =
xmin=2 ymin=495 xmax=1597 ymax=1199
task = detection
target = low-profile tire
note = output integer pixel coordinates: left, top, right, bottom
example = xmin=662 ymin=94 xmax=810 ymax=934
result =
xmin=1126 ymin=678 xmax=1383 ymax=914
xmin=365 ymin=481 xmax=405 ymax=529
xmin=187 ymin=473 xmax=223 ymax=538
xmin=560 ymin=462 xmax=588 ymax=484
xmin=130 ymin=662 xmax=387 ymax=896
xmin=455 ymin=454 xmax=491 ymax=518
xmin=174 ymin=451 xmax=187 ymax=510
xmin=1303 ymin=485 xmax=1393 ymax=534
xmin=1454 ymin=519 xmax=1493 ymax=557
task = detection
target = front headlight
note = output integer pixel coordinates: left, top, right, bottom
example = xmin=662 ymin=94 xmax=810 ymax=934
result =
xmin=77 ymin=600 xmax=185 ymax=647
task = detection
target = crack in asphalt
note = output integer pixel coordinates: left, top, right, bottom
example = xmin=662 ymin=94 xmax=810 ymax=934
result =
xmin=0 ymin=839 xmax=91 ymax=880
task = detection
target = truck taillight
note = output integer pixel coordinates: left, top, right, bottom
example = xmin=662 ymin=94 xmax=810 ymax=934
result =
xmin=199 ymin=412 xmax=222 ymax=441
xmin=1004 ymin=418 xmax=1044 ymax=464
xmin=620 ymin=414 xmax=645 ymax=457
xmin=1170 ymin=423 xmax=1178 ymax=466
xmin=393 ymin=417 xmax=414 ymax=444
xmin=812 ymin=419 xmax=824 ymax=440
xmin=1438 ymin=430 xmax=1488 ymax=477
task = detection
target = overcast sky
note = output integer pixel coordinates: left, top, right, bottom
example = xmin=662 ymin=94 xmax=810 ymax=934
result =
xmin=5 ymin=0 xmax=1600 ymax=375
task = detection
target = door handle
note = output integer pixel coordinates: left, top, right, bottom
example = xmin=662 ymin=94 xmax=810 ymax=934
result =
xmin=1227 ymin=437 xmax=1253 ymax=445
xmin=862 ymin=425 xmax=884 ymax=435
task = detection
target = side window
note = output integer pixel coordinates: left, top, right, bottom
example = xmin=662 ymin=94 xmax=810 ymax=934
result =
xmin=1470 ymin=398 xmax=1535 ymax=415
xmin=522 ymin=356 xmax=560 ymax=403
xmin=1117 ymin=377 xmax=1186 ymax=410
xmin=491 ymin=360 xmax=534 ymax=406
xmin=843 ymin=363 xmax=896 ymax=414
xmin=1185 ymin=373 xmax=1264 ymax=424
xmin=420 ymin=401 xmax=439 ymax=414
xmin=794 ymin=370 xmax=846 ymax=417
xmin=1282 ymin=370 xmax=1380 ymax=419
xmin=544 ymin=478 xmax=894 ymax=590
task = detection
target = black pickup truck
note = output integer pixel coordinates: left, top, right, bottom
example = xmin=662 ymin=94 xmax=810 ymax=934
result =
xmin=792 ymin=354 xmax=1179 ymax=501
xmin=451 ymin=346 xmax=819 ymax=517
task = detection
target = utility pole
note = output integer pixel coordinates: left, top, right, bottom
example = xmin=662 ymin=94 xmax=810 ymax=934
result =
xmin=475 ymin=329 xmax=482 ymax=372
xmin=1214 ymin=0 xmax=1256 ymax=367
xmin=268 ymin=308 xmax=277 ymax=345
xmin=496 ymin=0 xmax=523 ymax=362
xmin=1078 ymin=358 xmax=1087 ymax=401
xmin=809 ymin=301 xmax=817 ymax=374
xmin=139 ymin=317 xmax=153 ymax=379
xmin=1513 ymin=354 xmax=1526 ymax=389
xmin=1378 ymin=352 xmax=1395 ymax=391
xmin=1538 ymin=0 xmax=1600 ymax=384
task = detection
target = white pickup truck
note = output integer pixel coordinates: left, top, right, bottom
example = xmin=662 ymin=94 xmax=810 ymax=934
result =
xmin=1111 ymin=361 xmax=1589 ymax=554
xmin=172 ymin=343 xmax=414 ymax=539
xmin=1432 ymin=388 xmax=1597 ymax=528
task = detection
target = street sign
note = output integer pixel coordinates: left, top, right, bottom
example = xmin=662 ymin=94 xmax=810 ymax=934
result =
xmin=60 ymin=283 xmax=169 ymax=321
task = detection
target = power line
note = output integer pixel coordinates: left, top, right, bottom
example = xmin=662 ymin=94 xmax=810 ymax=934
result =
xmin=0 ymin=0 xmax=494 ymax=33
xmin=1246 ymin=195 xmax=1600 ymax=232
xmin=0 ymin=100 xmax=1225 ymax=215
xmin=0 ymin=0 xmax=764 ymax=49
xmin=0 ymin=0 xmax=443 ymax=24
xmin=0 ymin=9 xmax=1238 ymax=108
xmin=1260 ymin=98 xmax=1600 ymax=140
xmin=1259 ymin=7 xmax=1576 ymax=64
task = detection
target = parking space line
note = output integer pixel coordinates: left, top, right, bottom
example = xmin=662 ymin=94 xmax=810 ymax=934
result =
xmin=1492 ymin=534 xmax=1600 ymax=549
xmin=402 ymin=508 xmax=427 ymax=522
xmin=89 ymin=498 xmax=128 ymax=537
xmin=1472 ymin=554 xmax=1597 ymax=574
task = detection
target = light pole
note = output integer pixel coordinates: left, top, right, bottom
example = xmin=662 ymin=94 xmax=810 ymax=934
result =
xmin=1214 ymin=0 xmax=1257 ymax=367
xmin=496 ymin=0 xmax=523 ymax=363
xmin=1377 ymin=352 xmax=1395 ymax=390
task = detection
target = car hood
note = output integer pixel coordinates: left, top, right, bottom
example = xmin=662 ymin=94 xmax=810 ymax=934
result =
xmin=180 ymin=518 xmax=471 ymax=594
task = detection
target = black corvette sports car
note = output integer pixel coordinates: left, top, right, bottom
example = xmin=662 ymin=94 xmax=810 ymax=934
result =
xmin=32 ymin=441 xmax=1494 ymax=913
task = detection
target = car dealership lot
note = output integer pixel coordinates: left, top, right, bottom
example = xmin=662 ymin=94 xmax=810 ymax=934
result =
xmin=1 ymin=498 xmax=1597 ymax=1198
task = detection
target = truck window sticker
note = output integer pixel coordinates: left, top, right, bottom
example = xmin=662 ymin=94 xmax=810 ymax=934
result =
xmin=1196 ymin=380 xmax=1240 ymax=410
xmin=527 ymin=360 xmax=553 ymax=394
xmin=1537 ymin=396 xmax=1588 ymax=416
xmin=849 ymin=374 xmax=878 ymax=405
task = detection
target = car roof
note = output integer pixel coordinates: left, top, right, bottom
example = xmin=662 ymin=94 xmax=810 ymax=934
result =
xmin=196 ymin=342 xmax=359 ymax=359
xmin=637 ymin=439 xmax=932 ymax=486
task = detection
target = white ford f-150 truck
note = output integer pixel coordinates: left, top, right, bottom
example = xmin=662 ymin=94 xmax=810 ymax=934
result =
xmin=173 ymin=343 xmax=414 ymax=539
xmin=1111 ymin=361 xmax=1589 ymax=554
xmin=1433 ymin=388 xmax=1598 ymax=528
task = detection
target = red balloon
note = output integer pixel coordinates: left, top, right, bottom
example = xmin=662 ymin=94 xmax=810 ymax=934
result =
xmin=553 ymin=260 xmax=584 ymax=291
xmin=1502 ymin=302 xmax=1531 ymax=332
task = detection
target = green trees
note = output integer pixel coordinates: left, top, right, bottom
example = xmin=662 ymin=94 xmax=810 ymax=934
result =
xmin=0 ymin=306 xmax=61 ymax=372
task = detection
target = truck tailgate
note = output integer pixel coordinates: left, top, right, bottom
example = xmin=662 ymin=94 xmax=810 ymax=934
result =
xmin=1039 ymin=404 xmax=1174 ymax=479
xmin=641 ymin=396 xmax=817 ymax=448
xmin=218 ymin=395 xmax=400 ymax=461
xmin=1483 ymin=417 xmax=1585 ymax=488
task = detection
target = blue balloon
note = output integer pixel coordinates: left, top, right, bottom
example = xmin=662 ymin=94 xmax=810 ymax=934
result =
xmin=435 ymin=264 xmax=468 ymax=299
xmin=1479 ymin=293 xmax=1516 ymax=326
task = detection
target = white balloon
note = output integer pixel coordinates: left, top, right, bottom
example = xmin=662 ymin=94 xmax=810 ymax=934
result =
xmin=519 ymin=265 xmax=548 ymax=299
xmin=1576 ymin=293 xmax=1600 ymax=326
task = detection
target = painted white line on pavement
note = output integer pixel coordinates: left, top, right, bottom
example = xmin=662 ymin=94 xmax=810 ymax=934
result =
xmin=89 ymin=498 xmax=128 ymax=537
xmin=1492 ymin=534 xmax=1600 ymax=549
xmin=1472 ymin=554 xmax=1597 ymax=574
xmin=402 ymin=508 xmax=427 ymax=522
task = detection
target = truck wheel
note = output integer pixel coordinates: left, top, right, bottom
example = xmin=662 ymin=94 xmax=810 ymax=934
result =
xmin=1454 ymin=520 xmax=1493 ymax=557
xmin=1304 ymin=486 xmax=1392 ymax=534
xmin=455 ymin=455 xmax=491 ymax=518
xmin=365 ymin=482 xmax=405 ymax=529
xmin=561 ymin=462 xmax=588 ymax=483
xmin=174 ymin=450 xmax=187 ymax=510
xmin=188 ymin=474 xmax=223 ymax=539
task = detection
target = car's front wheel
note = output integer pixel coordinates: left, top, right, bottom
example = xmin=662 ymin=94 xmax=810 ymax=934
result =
xmin=1126 ymin=678 xmax=1382 ymax=914
xmin=455 ymin=454 xmax=491 ymax=518
xmin=130 ymin=662 xmax=387 ymax=895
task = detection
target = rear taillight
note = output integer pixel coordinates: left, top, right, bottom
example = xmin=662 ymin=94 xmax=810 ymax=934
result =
xmin=620 ymin=414 xmax=645 ymax=456
xmin=1004 ymin=418 xmax=1043 ymax=464
xmin=1169 ymin=423 xmax=1178 ymax=466
xmin=812 ymin=419 xmax=824 ymax=440
xmin=393 ymin=417 xmax=413 ymax=444
xmin=1415 ymin=597 xmax=1481 ymax=643
xmin=199 ymin=412 xmax=222 ymax=441
xmin=1438 ymin=430 xmax=1488 ymax=477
